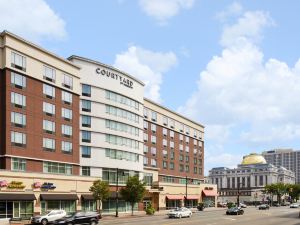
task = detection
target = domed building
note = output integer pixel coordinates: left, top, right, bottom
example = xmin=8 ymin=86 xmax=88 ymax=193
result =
xmin=208 ymin=153 xmax=295 ymax=204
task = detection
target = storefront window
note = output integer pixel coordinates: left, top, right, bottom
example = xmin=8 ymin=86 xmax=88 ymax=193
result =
xmin=41 ymin=201 xmax=76 ymax=214
xmin=82 ymin=201 xmax=96 ymax=211
xmin=102 ymin=199 xmax=137 ymax=213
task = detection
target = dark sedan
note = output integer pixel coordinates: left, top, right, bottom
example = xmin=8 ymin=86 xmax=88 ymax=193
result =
xmin=226 ymin=207 xmax=244 ymax=215
xmin=54 ymin=212 xmax=99 ymax=225
xmin=258 ymin=204 xmax=270 ymax=210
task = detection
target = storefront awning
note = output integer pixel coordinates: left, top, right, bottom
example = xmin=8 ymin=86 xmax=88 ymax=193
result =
xmin=166 ymin=195 xmax=184 ymax=200
xmin=40 ymin=194 xmax=78 ymax=201
xmin=202 ymin=190 xmax=218 ymax=197
xmin=0 ymin=193 xmax=36 ymax=201
xmin=186 ymin=195 xmax=199 ymax=200
xmin=81 ymin=194 xmax=94 ymax=200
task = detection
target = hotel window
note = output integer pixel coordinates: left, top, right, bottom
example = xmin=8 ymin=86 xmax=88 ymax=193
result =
xmin=105 ymin=134 xmax=139 ymax=149
xmin=44 ymin=66 xmax=56 ymax=82
xmin=62 ymin=91 xmax=72 ymax=104
xmin=143 ymin=133 xmax=148 ymax=142
xmin=170 ymin=162 xmax=174 ymax=170
xmin=143 ymin=108 xmax=148 ymax=118
xmin=106 ymin=105 xmax=139 ymax=123
xmin=143 ymin=157 xmax=148 ymax=166
xmin=163 ymin=139 xmax=167 ymax=147
xmin=179 ymin=154 xmax=184 ymax=162
xmin=179 ymin=123 xmax=184 ymax=132
xmin=143 ymin=121 xmax=148 ymax=130
xmin=81 ymin=146 xmax=91 ymax=158
xmin=43 ymin=138 xmax=55 ymax=151
xmin=143 ymin=145 xmax=149 ymax=154
xmin=82 ymin=115 xmax=91 ymax=128
xmin=11 ymin=72 xmax=26 ymax=89
xmin=11 ymin=52 xmax=26 ymax=71
xmin=81 ymin=100 xmax=91 ymax=112
xmin=194 ymin=167 xmax=197 ymax=174
xmin=180 ymin=164 xmax=184 ymax=172
xmin=179 ymin=134 xmax=183 ymax=141
xmin=82 ymin=131 xmax=91 ymax=143
xmin=82 ymin=166 xmax=91 ymax=176
xmin=106 ymin=90 xmax=139 ymax=110
xmin=105 ymin=149 xmax=139 ymax=162
xmin=61 ymin=124 xmax=72 ymax=137
xmin=151 ymin=159 xmax=157 ymax=167
xmin=43 ymin=84 xmax=55 ymax=99
xmin=185 ymin=165 xmax=190 ymax=172
xmin=12 ymin=158 xmax=26 ymax=171
xmin=170 ymin=130 xmax=174 ymax=138
xmin=11 ymin=92 xmax=26 ymax=108
xmin=185 ymin=146 xmax=189 ymax=153
xmin=143 ymin=173 xmax=153 ymax=186
xmin=151 ymin=135 xmax=156 ymax=144
xmin=194 ymin=158 xmax=197 ymax=164
xmin=163 ymin=128 xmax=167 ymax=136
xmin=43 ymin=120 xmax=55 ymax=134
xmin=185 ymin=126 xmax=190 ymax=135
xmin=170 ymin=119 xmax=175 ymax=128
xmin=170 ymin=151 xmax=174 ymax=160
xmin=163 ymin=116 xmax=168 ymax=126
xmin=63 ymin=74 xmax=73 ymax=89
xmin=62 ymin=108 xmax=72 ymax=121
xmin=170 ymin=141 xmax=174 ymax=149
xmin=11 ymin=112 xmax=26 ymax=127
xmin=163 ymin=150 xmax=168 ymax=158
xmin=194 ymin=139 xmax=197 ymax=146
xmin=43 ymin=102 xmax=55 ymax=116
xmin=163 ymin=161 xmax=167 ymax=169
xmin=185 ymin=156 xmax=189 ymax=162
xmin=199 ymin=168 xmax=202 ymax=175
xmin=199 ymin=141 xmax=203 ymax=147
xmin=151 ymin=124 xmax=156 ymax=133
xmin=43 ymin=162 xmax=72 ymax=175
xmin=185 ymin=136 xmax=189 ymax=143
xmin=194 ymin=130 xmax=197 ymax=138
xmin=62 ymin=141 xmax=72 ymax=154
xmin=151 ymin=111 xmax=157 ymax=122
xmin=11 ymin=131 xmax=26 ymax=147
xmin=193 ymin=149 xmax=197 ymax=155
xmin=151 ymin=147 xmax=156 ymax=156
xmin=82 ymin=84 xmax=91 ymax=97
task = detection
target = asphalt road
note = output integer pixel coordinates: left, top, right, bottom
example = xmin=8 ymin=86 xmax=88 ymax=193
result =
xmin=101 ymin=207 xmax=300 ymax=225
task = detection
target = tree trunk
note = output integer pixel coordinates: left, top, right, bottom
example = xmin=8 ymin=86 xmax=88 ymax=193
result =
xmin=99 ymin=200 xmax=102 ymax=218
xmin=131 ymin=202 xmax=134 ymax=216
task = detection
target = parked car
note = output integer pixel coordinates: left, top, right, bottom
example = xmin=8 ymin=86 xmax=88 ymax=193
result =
xmin=272 ymin=203 xmax=280 ymax=207
xmin=31 ymin=210 xmax=67 ymax=225
xmin=167 ymin=207 xmax=192 ymax=219
xmin=226 ymin=207 xmax=244 ymax=215
xmin=54 ymin=212 xmax=100 ymax=225
xmin=217 ymin=202 xmax=227 ymax=208
xmin=290 ymin=203 xmax=299 ymax=208
xmin=239 ymin=203 xmax=247 ymax=208
xmin=258 ymin=204 xmax=270 ymax=210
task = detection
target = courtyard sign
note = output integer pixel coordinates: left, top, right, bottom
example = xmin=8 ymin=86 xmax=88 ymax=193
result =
xmin=96 ymin=67 xmax=133 ymax=89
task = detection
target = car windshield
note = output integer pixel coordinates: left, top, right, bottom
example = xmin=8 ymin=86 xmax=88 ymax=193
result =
xmin=173 ymin=208 xmax=183 ymax=211
xmin=65 ymin=212 xmax=76 ymax=218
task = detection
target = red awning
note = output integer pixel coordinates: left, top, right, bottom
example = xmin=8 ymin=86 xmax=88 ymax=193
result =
xmin=202 ymin=190 xmax=218 ymax=197
xmin=166 ymin=195 xmax=184 ymax=200
xmin=186 ymin=195 xmax=199 ymax=200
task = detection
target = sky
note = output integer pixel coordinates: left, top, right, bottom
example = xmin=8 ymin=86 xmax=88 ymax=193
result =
xmin=1 ymin=0 xmax=300 ymax=175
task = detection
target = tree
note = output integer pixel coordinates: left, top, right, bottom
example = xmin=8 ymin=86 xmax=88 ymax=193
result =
xmin=286 ymin=184 xmax=300 ymax=202
xmin=120 ymin=176 xmax=146 ymax=216
xmin=89 ymin=179 xmax=110 ymax=217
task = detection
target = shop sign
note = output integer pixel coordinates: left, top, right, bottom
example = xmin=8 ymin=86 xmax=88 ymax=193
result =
xmin=0 ymin=180 xmax=8 ymax=187
xmin=7 ymin=181 xmax=25 ymax=189
xmin=41 ymin=182 xmax=56 ymax=190
xmin=95 ymin=67 xmax=134 ymax=89
xmin=33 ymin=182 xmax=42 ymax=188
xmin=204 ymin=187 xmax=214 ymax=190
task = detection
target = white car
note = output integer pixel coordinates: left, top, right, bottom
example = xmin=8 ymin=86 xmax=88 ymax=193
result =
xmin=167 ymin=207 xmax=192 ymax=219
xmin=31 ymin=210 xmax=67 ymax=225
xmin=239 ymin=203 xmax=247 ymax=208
xmin=290 ymin=203 xmax=299 ymax=208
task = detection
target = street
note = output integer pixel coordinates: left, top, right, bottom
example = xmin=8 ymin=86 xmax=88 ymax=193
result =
xmin=101 ymin=207 xmax=300 ymax=225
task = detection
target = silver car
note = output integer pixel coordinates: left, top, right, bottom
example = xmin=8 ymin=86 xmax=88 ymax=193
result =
xmin=167 ymin=207 xmax=192 ymax=219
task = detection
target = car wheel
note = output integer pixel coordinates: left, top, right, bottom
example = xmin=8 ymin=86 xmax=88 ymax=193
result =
xmin=41 ymin=219 xmax=48 ymax=225
xmin=241 ymin=211 xmax=244 ymax=215
xmin=90 ymin=221 xmax=96 ymax=225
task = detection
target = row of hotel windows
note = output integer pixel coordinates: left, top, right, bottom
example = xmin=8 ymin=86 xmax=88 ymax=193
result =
xmin=144 ymin=134 xmax=202 ymax=148
xmin=161 ymin=176 xmax=201 ymax=185
xmin=143 ymin=108 xmax=202 ymax=139
xmin=11 ymin=131 xmax=73 ymax=153
xmin=11 ymin=52 xmax=74 ymax=89
xmin=11 ymin=158 xmax=73 ymax=175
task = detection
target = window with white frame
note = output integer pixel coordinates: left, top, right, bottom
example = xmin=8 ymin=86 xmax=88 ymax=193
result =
xmin=62 ymin=141 xmax=72 ymax=153
xmin=82 ymin=84 xmax=91 ymax=97
xmin=43 ymin=120 xmax=55 ymax=133
xmin=151 ymin=111 xmax=157 ymax=121
xmin=163 ymin=116 xmax=168 ymax=126
xmin=11 ymin=112 xmax=26 ymax=127
xmin=11 ymin=131 xmax=26 ymax=147
xmin=81 ymin=100 xmax=91 ymax=112
xmin=82 ymin=115 xmax=91 ymax=127
xmin=170 ymin=141 xmax=174 ymax=149
xmin=185 ymin=126 xmax=190 ymax=134
xmin=163 ymin=128 xmax=167 ymax=136
xmin=151 ymin=147 xmax=156 ymax=156
xmin=151 ymin=159 xmax=157 ymax=167
xmin=170 ymin=130 xmax=174 ymax=138
xmin=11 ymin=72 xmax=26 ymax=88
xmin=185 ymin=146 xmax=190 ymax=153
xmin=179 ymin=144 xmax=183 ymax=151
xmin=62 ymin=91 xmax=72 ymax=104
xmin=81 ymin=146 xmax=91 ymax=158
xmin=144 ymin=133 xmax=148 ymax=142
xmin=43 ymin=84 xmax=55 ymax=98
xmin=163 ymin=150 xmax=168 ymax=158
xmin=11 ymin=52 xmax=26 ymax=71
xmin=143 ymin=121 xmax=148 ymax=130
xmin=63 ymin=74 xmax=73 ymax=89
xmin=186 ymin=136 xmax=189 ymax=143
xmin=163 ymin=139 xmax=167 ymax=147
xmin=143 ymin=145 xmax=149 ymax=153
xmin=62 ymin=124 xmax=72 ymax=137
xmin=194 ymin=139 xmax=197 ymax=145
xmin=43 ymin=138 xmax=55 ymax=151
xmin=170 ymin=119 xmax=175 ymax=128
xmin=179 ymin=123 xmax=184 ymax=132
xmin=44 ymin=65 xmax=56 ymax=82
xmin=143 ymin=108 xmax=148 ymax=118
xmin=151 ymin=135 xmax=156 ymax=144
xmin=163 ymin=161 xmax=167 ymax=169
xmin=11 ymin=92 xmax=26 ymax=108
xmin=194 ymin=130 xmax=197 ymax=138
xmin=43 ymin=102 xmax=55 ymax=116
xmin=179 ymin=134 xmax=183 ymax=141
xmin=151 ymin=124 xmax=156 ymax=132
xmin=11 ymin=158 xmax=26 ymax=171
xmin=143 ymin=157 xmax=148 ymax=165
xmin=62 ymin=108 xmax=72 ymax=120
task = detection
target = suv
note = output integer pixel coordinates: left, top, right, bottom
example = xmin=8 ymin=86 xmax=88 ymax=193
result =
xmin=31 ymin=210 xmax=66 ymax=225
xmin=54 ymin=212 xmax=100 ymax=225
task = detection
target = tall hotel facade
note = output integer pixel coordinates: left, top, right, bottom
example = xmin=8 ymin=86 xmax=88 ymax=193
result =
xmin=0 ymin=31 xmax=215 ymax=219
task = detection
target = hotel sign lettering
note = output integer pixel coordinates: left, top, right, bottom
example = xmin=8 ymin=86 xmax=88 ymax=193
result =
xmin=96 ymin=68 xmax=133 ymax=89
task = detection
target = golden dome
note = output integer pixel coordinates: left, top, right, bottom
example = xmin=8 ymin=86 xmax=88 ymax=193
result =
xmin=241 ymin=153 xmax=267 ymax=165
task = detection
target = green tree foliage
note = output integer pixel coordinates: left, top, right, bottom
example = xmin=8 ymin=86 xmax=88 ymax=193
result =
xmin=265 ymin=183 xmax=300 ymax=204
xmin=89 ymin=179 xmax=110 ymax=216
xmin=120 ymin=176 xmax=146 ymax=216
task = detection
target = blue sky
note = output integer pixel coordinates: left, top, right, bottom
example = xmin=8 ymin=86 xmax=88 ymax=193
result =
xmin=1 ymin=0 xmax=300 ymax=174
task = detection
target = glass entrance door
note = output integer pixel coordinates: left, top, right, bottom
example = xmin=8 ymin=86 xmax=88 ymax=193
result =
xmin=13 ymin=202 xmax=20 ymax=219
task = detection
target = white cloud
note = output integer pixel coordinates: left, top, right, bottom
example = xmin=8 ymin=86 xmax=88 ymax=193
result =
xmin=0 ymin=0 xmax=66 ymax=42
xmin=179 ymin=7 xmax=300 ymax=155
xmin=114 ymin=46 xmax=177 ymax=103
xmin=139 ymin=0 xmax=194 ymax=25
xmin=216 ymin=2 xmax=243 ymax=22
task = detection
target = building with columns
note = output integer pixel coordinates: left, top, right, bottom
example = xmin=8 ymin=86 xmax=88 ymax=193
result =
xmin=209 ymin=153 xmax=295 ymax=203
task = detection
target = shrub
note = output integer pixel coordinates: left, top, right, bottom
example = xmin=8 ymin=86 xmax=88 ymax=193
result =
xmin=145 ymin=203 xmax=155 ymax=215
xmin=227 ymin=202 xmax=236 ymax=208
